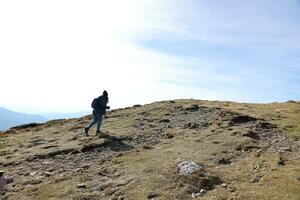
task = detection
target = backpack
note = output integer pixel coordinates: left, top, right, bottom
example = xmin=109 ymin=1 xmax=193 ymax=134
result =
xmin=91 ymin=98 xmax=98 ymax=109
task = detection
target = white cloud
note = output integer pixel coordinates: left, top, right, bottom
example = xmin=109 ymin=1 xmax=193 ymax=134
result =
xmin=0 ymin=0 xmax=196 ymax=113
xmin=0 ymin=0 xmax=299 ymax=113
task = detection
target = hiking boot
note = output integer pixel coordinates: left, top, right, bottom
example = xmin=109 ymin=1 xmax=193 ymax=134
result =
xmin=96 ymin=130 xmax=101 ymax=135
xmin=84 ymin=128 xmax=89 ymax=136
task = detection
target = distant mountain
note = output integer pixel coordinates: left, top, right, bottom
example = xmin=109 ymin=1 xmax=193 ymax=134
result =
xmin=41 ymin=111 xmax=90 ymax=120
xmin=0 ymin=107 xmax=47 ymax=131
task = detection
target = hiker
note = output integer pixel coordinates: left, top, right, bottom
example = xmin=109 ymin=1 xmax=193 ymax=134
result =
xmin=85 ymin=90 xmax=110 ymax=136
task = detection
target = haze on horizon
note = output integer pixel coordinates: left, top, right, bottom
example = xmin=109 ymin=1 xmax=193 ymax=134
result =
xmin=1 ymin=0 xmax=300 ymax=114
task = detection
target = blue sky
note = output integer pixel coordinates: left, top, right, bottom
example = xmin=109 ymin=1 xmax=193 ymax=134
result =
xmin=131 ymin=0 xmax=300 ymax=102
xmin=0 ymin=0 xmax=299 ymax=113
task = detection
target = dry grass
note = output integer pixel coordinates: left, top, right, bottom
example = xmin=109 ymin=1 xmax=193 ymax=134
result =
xmin=1 ymin=99 xmax=299 ymax=199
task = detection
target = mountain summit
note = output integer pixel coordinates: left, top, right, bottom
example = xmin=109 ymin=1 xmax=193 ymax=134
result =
xmin=0 ymin=100 xmax=299 ymax=199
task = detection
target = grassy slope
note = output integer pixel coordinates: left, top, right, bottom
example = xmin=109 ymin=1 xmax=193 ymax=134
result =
xmin=0 ymin=100 xmax=299 ymax=200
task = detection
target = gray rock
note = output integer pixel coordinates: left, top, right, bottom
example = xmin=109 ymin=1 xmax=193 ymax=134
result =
xmin=77 ymin=183 xmax=86 ymax=189
xmin=29 ymin=172 xmax=37 ymax=176
xmin=6 ymin=176 xmax=14 ymax=184
xmin=200 ymin=189 xmax=206 ymax=194
xmin=147 ymin=192 xmax=159 ymax=199
xmin=191 ymin=192 xmax=202 ymax=198
xmin=221 ymin=183 xmax=227 ymax=188
xmin=44 ymin=172 xmax=53 ymax=177
xmin=81 ymin=164 xmax=91 ymax=169
xmin=177 ymin=161 xmax=203 ymax=175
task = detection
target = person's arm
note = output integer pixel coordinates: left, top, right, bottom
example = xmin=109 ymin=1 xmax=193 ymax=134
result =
xmin=98 ymin=97 xmax=110 ymax=109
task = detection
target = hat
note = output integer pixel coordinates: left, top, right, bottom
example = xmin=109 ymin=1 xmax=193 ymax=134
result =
xmin=103 ymin=90 xmax=108 ymax=96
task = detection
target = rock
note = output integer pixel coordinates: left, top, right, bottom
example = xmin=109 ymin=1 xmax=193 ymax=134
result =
xmin=75 ymin=168 xmax=82 ymax=172
xmin=217 ymin=157 xmax=231 ymax=165
xmin=6 ymin=176 xmax=14 ymax=184
xmin=29 ymin=172 xmax=37 ymax=176
xmin=82 ymin=164 xmax=91 ymax=169
xmin=71 ymin=135 xmax=79 ymax=140
xmin=163 ymin=133 xmax=174 ymax=139
xmin=147 ymin=192 xmax=159 ymax=199
xmin=250 ymin=175 xmax=261 ymax=183
xmin=242 ymin=131 xmax=260 ymax=140
xmin=229 ymin=115 xmax=257 ymax=125
xmin=221 ymin=183 xmax=227 ymax=188
xmin=184 ymin=122 xmax=199 ymax=129
xmin=191 ymin=192 xmax=202 ymax=198
xmin=47 ymin=168 xmax=55 ymax=172
xmin=279 ymin=147 xmax=291 ymax=153
xmin=44 ymin=172 xmax=53 ymax=177
xmin=277 ymin=156 xmax=286 ymax=166
xmin=114 ymin=191 xmax=122 ymax=196
xmin=177 ymin=161 xmax=203 ymax=175
xmin=159 ymin=119 xmax=171 ymax=123
xmin=185 ymin=104 xmax=200 ymax=112
xmin=142 ymin=145 xmax=154 ymax=150
xmin=254 ymin=150 xmax=262 ymax=157
xmin=77 ymin=183 xmax=86 ymax=189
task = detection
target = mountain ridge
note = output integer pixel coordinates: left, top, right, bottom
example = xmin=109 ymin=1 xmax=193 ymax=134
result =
xmin=0 ymin=99 xmax=299 ymax=200
xmin=0 ymin=107 xmax=47 ymax=131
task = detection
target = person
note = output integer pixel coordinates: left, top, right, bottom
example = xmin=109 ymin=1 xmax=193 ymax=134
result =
xmin=85 ymin=90 xmax=110 ymax=136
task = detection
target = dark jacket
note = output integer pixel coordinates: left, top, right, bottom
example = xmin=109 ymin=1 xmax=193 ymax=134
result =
xmin=94 ymin=95 xmax=109 ymax=115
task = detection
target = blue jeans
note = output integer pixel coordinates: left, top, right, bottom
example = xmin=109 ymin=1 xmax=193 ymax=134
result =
xmin=87 ymin=110 xmax=103 ymax=132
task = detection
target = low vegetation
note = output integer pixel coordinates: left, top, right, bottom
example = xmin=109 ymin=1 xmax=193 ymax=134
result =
xmin=0 ymin=99 xmax=299 ymax=200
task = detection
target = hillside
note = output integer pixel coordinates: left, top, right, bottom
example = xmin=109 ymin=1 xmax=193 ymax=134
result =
xmin=0 ymin=99 xmax=299 ymax=200
xmin=0 ymin=107 xmax=46 ymax=131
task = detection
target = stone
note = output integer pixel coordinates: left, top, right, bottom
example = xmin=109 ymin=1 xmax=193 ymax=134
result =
xmin=177 ymin=161 xmax=203 ymax=175
xmin=221 ymin=183 xmax=227 ymax=188
xmin=278 ymin=156 xmax=286 ymax=166
xmin=191 ymin=192 xmax=202 ymax=198
xmin=200 ymin=189 xmax=206 ymax=194
xmin=82 ymin=164 xmax=91 ymax=169
xmin=250 ymin=175 xmax=261 ymax=183
xmin=184 ymin=122 xmax=199 ymax=129
xmin=133 ymin=104 xmax=142 ymax=108
xmin=147 ymin=192 xmax=159 ymax=199
xmin=77 ymin=183 xmax=86 ymax=189
xmin=29 ymin=172 xmax=37 ymax=176
xmin=159 ymin=119 xmax=171 ymax=123
xmin=44 ymin=172 xmax=53 ymax=177
xmin=242 ymin=131 xmax=260 ymax=140
xmin=6 ymin=176 xmax=14 ymax=184
xmin=185 ymin=104 xmax=200 ymax=112
xmin=114 ymin=191 xmax=122 ymax=196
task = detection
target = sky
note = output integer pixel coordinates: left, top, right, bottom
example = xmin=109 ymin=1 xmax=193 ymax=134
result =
xmin=0 ymin=0 xmax=300 ymax=114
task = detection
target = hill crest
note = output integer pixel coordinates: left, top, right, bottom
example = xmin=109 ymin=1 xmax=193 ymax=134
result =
xmin=0 ymin=99 xmax=299 ymax=200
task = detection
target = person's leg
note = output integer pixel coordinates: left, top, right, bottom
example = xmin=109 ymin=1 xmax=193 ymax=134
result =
xmin=85 ymin=111 xmax=98 ymax=135
xmin=96 ymin=114 xmax=103 ymax=133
